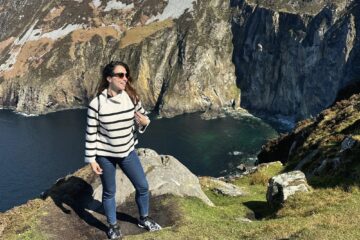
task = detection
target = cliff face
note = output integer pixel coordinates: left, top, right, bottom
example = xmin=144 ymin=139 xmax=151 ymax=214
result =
xmin=0 ymin=0 xmax=239 ymax=117
xmin=232 ymin=0 xmax=360 ymax=120
xmin=0 ymin=0 xmax=359 ymax=119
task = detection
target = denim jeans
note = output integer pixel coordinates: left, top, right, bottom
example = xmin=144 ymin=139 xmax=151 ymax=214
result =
xmin=96 ymin=150 xmax=149 ymax=225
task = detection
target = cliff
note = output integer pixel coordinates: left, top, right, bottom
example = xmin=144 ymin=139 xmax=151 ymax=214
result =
xmin=0 ymin=0 xmax=239 ymax=117
xmin=232 ymin=0 xmax=360 ymax=120
xmin=0 ymin=0 xmax=359 ymax=120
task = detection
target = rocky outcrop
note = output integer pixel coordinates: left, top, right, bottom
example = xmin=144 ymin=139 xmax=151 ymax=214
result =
xmin=90 ymin=148 xmax=214 ymax=207
xmin=266 ymin=170 xmax=311 ymax=208
xmin=258 ymin=93 xmax=360 ymax=186
xmin=231 ymin=0 xmax=360 ymax=120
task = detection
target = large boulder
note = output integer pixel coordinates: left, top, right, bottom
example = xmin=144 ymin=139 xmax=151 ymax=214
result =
xmin=90 ymin=148 xmax=214 ymax=208
xmin=266 ymin=170 xmax=311 ymax=208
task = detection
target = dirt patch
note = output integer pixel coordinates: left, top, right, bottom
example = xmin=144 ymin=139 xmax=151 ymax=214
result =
xmin=0 ymin=37 xmax=14 ymax=53
xmin=69 ymin=26 xmax=120 ymax=60
xmin=44 ymin=6 xmax=65 ymax=22
xmin=2 ymin=38 xmax=54 ymax=79
xmin=39 ymin=194 xmax=180 ymax=239
xmin=119 ymin=19 xmax=174 ymax=48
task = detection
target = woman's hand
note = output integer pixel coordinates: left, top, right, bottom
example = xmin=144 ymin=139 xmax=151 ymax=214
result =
xmin=90 ymin=162 xmax=103 ymax=175
xmin=135 ymin=111 xmax=150 ymax=127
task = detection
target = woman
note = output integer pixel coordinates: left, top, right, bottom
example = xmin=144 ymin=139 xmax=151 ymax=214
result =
xmin=84 ymin=61 xmax=161 ymax=239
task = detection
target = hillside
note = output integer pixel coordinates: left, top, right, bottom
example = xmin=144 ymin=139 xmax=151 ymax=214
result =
xmin=258 ymin=93 xmax=360 ymax=187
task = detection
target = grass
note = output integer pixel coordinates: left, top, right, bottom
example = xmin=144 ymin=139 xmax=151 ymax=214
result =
xmin=2 ymin=161 xmax=359 ymax=239
xmin=2 ymin=199 xmax=47 ymax=240
xmin=126 ymin=162 xmax=360 ymax=240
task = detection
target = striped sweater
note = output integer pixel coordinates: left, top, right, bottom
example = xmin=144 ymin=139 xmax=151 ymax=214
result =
xmin=84 ymin=89 xmax=149 ymax=163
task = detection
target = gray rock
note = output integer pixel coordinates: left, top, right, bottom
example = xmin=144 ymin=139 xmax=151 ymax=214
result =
xmin=267 ymin=170 xmax=310 ymax=208
xmin=91 ymin=148 xmax=214 ymax=208
xmin=232 ymin=0 xmax=359 ymax=119
xmin=295 ymin=149 xmax=319 ymax=170
xmin=236 ymin=163 xmax=246 ymax=171
xmin=235 ymin=217 xmax=252 ymax=223
xmin=313 ymin=157 xmax=341 ymax=175
xmin=206 ymin=178 xmax=246 ymax=197
xmin=341 ymin=136 xmax=357 ymax=152
xmin=200 ymin=176 xmax=246 ymax=197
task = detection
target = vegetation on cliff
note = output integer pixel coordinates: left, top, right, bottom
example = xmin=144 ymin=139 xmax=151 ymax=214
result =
xmin=258 ymin=93 xmax=360 ymax=188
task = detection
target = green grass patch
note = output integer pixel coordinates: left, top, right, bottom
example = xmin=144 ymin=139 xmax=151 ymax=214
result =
xmin=126 ymin=162 xmax=360 ymax=240
xmin=2 ymin=200 xmax=47 ymax=240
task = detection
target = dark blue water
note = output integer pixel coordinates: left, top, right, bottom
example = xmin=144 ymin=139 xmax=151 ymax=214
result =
xmin=0 ymin=109 xmax=278 ymax=212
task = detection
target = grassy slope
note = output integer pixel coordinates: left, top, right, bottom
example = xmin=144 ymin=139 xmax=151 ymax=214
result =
xmin=1 ymin=163 xmax=359 ymax=240
xmin=126 ymin=163 xmax=360 ymax=240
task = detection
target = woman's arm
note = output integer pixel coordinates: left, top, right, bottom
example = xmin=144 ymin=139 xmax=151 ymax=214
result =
xmin=134 ymin=100 xmax=150 ymax=133
xmin=84 ymin=99 xmax=99 ymax=163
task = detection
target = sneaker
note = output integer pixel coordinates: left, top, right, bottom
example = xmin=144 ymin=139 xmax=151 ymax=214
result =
xmin=138 ymin=216 xmax=162 ymax=232
xmin=107 ymin=223 xmax=122 ymax=239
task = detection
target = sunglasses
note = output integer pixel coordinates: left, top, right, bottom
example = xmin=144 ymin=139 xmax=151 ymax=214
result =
xmin=111 ymin=72 xmax=129 ymax=79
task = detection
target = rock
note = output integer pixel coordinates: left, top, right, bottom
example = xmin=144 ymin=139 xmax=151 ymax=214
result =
xmin=267 ymin=170 xmax=310 ymax=208
xmin=91 ymin=148 xmax=214 ymax=208
xmin=232 ymin=0 xmax=360 ymax=119
xmin=236 ymin=163 xmax=246 ymax=171
xmin=200 ymin=109 xmax=226 ymax=120
xmin=199 ymin=177 xmax=246 ymax=197
xmin=341 ymin=136 xmax=357 ymax=152
xmin=235 ymin=217 xmax=252 ymax=223
xmin=312 ymin=157 xmax=341 ymax=176
xmin=0 ymin=0 xmax=239 ymax=117
xmin=295 ymin=149 xmax=319 ymax=170
xmin=220 ymin=161 xmax=283 ymax=181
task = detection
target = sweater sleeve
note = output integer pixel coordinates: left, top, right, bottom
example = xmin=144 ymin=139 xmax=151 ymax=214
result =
xmin=84 ymin=98 xmax=99 ymax=163
xmin=135 ymin=100 xmax=150 ymax=134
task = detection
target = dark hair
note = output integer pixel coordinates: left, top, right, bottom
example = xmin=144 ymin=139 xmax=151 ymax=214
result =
xmin=97 ymin=61 xmax=139 ymax=105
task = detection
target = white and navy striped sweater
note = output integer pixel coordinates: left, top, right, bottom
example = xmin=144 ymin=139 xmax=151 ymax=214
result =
xmin=84 ymin=89 xmax=149 ymax=163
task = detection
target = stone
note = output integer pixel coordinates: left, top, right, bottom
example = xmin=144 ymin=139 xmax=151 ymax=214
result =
xmin=91 ymin=148 xmax=214 ymax=208
xmin=295 ymin=149 xmax=319 ymax=170
xmin=199 ymin=177 xmax=246 ymax=197
xmin=312 ymin=157 xmax=341 ymax=175
xmin=341 ymin=136 xmax=357 ymax=152
xmin=235 ymin=217 xmax=252 ymax=223
xmin=236 ymin=163 xmax=246 ymax=171
xmin=266 ymin=170 xmax=310 ymax=208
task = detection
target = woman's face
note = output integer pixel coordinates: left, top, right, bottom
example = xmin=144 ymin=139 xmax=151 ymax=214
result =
xmin=107 ymin=65 xmax=128 ymax=91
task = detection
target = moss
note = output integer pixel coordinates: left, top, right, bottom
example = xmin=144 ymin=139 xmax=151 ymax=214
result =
xmin=228 ymin=84 xmax=240 ymax=100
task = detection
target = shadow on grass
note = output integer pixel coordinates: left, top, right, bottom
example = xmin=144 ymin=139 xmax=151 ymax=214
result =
xmin=41 ymin=176 xmax=180 ymax=237
xmin=243 ymin=200 xmax=277 ymax=220
xmin=42 ymin=176 xmax=136 ymax=234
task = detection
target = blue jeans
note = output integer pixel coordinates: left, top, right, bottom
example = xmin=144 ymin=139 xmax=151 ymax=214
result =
xmin=96 ymin=150 xmax=149 ymax=225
